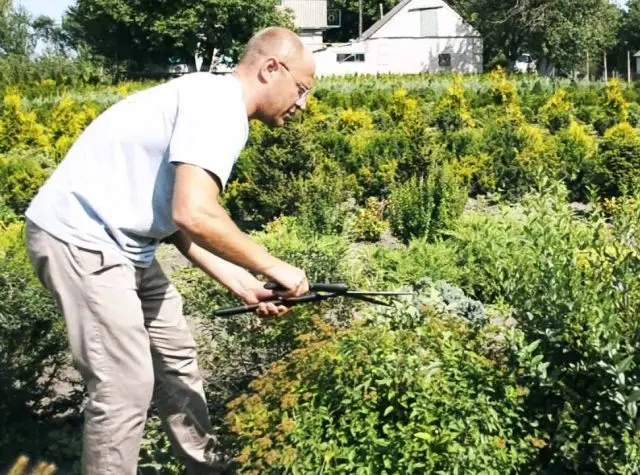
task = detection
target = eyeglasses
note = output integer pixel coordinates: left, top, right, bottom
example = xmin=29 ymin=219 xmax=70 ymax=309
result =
xmin=278 ymin=61 xmax=311 ymax=103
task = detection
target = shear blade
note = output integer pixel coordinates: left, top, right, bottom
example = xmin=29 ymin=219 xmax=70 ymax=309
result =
xmin=350 ymin=295 xmax=392 ymax=306
xmin=346 ymin=291 xmax=415 ymax=296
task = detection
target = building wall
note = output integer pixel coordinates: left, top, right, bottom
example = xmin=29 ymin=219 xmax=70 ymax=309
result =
xmin=370 ymin=0 xmax=479 ymax=39
xmin=314 ymin=37 xmax=483 ymax=76
xmin=280 ymin=0 xmax=327 ymax=29
xmin=299 ymin=30 xmax=325 ymax=51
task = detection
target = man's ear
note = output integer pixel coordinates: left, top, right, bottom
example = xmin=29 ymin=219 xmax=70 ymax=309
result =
xmin=258 ymin=57 xmax=279 ymax=84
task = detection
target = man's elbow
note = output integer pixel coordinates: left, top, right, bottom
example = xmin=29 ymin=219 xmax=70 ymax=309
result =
xmin=173 ymin=202 xmax=205 ymax=236
xmin=172 ymin=201 xmax=226 ymax=239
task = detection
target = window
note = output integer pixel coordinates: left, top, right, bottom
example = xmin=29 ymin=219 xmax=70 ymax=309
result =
xmin=438 ymin=54 xmax=451 ymax=67
xmin=337 ymin=53 xmax=365 ymax=62
xmin=420 ymin=9 xmax=438 ymax=36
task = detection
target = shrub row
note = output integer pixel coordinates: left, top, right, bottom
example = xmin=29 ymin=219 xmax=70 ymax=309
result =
xmin=2 ymin=72 xmax=639 ymax=242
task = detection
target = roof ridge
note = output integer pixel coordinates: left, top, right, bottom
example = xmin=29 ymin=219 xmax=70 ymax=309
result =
xmin=358 ymin=0 xmax=479 ymax=41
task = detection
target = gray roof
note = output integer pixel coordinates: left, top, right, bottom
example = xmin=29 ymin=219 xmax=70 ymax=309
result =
xmin=359 ymin=0 xmax=480 ymax=41
xmin=634 ymin=51 xmax=640 ymax=57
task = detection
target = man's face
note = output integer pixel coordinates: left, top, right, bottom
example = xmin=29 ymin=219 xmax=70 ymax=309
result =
xmin=260 ymin=57 xmax=315 ymax=127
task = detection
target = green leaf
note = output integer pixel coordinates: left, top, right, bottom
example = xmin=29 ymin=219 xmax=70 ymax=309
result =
xmin=414 ymin=432 xmax=434 ymax=441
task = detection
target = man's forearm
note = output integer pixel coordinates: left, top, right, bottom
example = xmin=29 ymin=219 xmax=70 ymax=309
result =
xmin=174 ymin=204 xmax=279 ymax=276
xmin=169 ymin=230 xmax=262 ymax=300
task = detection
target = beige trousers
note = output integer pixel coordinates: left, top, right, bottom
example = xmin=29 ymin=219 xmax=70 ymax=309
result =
xmin=25 ymin=220 xmax=223 ymax=475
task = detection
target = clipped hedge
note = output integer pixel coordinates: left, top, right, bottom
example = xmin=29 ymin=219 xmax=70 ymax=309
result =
xmin=225 ymin=308 xmax=539 ymax=474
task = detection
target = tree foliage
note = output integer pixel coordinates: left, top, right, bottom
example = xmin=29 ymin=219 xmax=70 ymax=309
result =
xmin=622 ymin=0 xmax=640 ymax=50
xmin=324 ymin=0 xmax=400 ymax=43
xmin=0 ymin=1 xmax=33 ymax=57
xmin=450 ymin=0 xmax=621 ymax=72
xmin=63 ymin=0 xmax=296 ymax=72
xmin=32 ymin=15 xmax=72 ymax=56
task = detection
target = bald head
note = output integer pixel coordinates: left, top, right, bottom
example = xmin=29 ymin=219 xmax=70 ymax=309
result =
xmin=234 ymin=27 xmax=315 ymax=127
xmin=239 ymin=27 xmax=312 ymax=69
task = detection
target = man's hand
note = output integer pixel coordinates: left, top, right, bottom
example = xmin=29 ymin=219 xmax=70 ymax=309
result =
xmin=239 ymin=284 xmax=291 ymax=317
xmin=260 ymin=261 xmax=309 ymax=299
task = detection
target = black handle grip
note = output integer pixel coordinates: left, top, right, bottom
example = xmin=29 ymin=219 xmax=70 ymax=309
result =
xmin=214 ymin=304 xmax=259 ymax=317
xmin=213 ymin=292 xmax=334 ymax=318
xmin=264 ymin=282 xmax=348 ymax=293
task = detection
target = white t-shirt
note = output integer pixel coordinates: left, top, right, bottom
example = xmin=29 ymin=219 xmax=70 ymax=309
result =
xmin=26 ymin=73 xmax=249 ymax=267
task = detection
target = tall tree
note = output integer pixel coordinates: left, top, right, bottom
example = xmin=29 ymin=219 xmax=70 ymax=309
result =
xmin=32 ymin=15 xmax=72 ymax=56
xmin=538 ymin=0 xmax=620 ymax=74
xmin=63 ymin=0 xmax=295 ymax=72
xmin=0 ymin=0 xmax=34 ymax=56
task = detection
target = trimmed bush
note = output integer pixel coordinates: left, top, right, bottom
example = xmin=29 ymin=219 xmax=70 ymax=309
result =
xmin=225 ymin=311 xmax=539 ymax=474
xmin=595 ymin=122 xmax=640 ymax=197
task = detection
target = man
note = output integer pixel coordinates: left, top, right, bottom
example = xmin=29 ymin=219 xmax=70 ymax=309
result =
xmin=24 ymin=27 xmax=314 ymax=474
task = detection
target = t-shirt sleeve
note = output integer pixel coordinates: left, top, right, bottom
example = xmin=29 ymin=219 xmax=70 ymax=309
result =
xmin=168 ymin=76 xmax=247 ymax=190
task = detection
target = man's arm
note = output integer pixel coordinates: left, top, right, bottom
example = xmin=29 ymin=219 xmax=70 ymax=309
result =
xmin=171 ymin=162 xmax=308 ymax=298
xmin=167 ymin=229 xmax=265 ymax=300
xmin=167 ymin=230 xmax=288 ymax=316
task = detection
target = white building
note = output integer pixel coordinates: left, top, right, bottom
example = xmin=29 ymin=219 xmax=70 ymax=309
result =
xmin=280 ymin=0 xmax=336 ymax=50
xmin=635 ymin=51 xmax=640 ymax=76
xmin=312 ymin=0 xmax=483 ymax=76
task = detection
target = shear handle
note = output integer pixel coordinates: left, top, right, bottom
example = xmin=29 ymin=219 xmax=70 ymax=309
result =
xmin=214 ymin=292 xmax=336 ymax=317
xmin=264 ymin=282 xmax=349 ymax=293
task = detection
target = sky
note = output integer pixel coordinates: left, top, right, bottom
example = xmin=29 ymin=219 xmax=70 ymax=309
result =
xmin=16 ymin=0 xmax=76 ymax=22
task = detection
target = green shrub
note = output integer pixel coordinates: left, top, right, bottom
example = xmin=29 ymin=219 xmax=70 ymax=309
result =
xmin=0 ymin=90 xmax=50 ymax=153
xmin=595 ymin=122 xmax=640 ymax=197
xmin=594 ymin=79 xmax=630 ymax=135
xmin=344 ymin=197 xmax=389 ymax=242
xmin=360 ymin=277 xmax=486 ymax=330
xmin=0 ymin=54 xmax=112 ymax=92
xmin=48 ymin=95 xmax=98 ymax=162
xmin=296 ymin=158 xmax=358 ymax=235
xmin=222 ymin=121 xmax=318 ymax=227
xmin=225 ymin=311 xmax=539 ymax=474
xmin=445 ymin=127 xmax=483 ymax=158
xmin=346 ymin=130 xmax=405 ymax=198
xmin=488 ymin=67 xmax=525 ymax=123
xmin=387 ymin=163 xmax=466 ymax=243
xmin=480 ymin=118 xmax=558 ymax=199
xmin=138 ymin=414 xmax=184 ymax=475
xmin=350 ymin=237 xmax=463 ymax=290
xmin=432 ymin=74 xmax=474 ymax=132
xmin=538 ymin=89 xmax=574 ymax=133
xmin=628 ymin=102 xmax=640 ymax=128
xmin=452 ymin=152 xmax=496 ymax=196
xmin=171 ymin=216 xmax=352 ymax=428
xmin=449 ymin=181 xmax=640 ymax=473
xmin=554 ymin=120 xmax=598 ymax=201
xmin=0 ymin=151 xmax=50 ymax=215
xmin=0 ymin=223 xmax=83 ymax=470
xmin=0 ymin=197 xmax=18 ymax=225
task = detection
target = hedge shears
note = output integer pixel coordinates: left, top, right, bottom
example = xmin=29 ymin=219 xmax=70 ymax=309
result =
xmin=214 ymin=282 xmax=414 ymax=317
